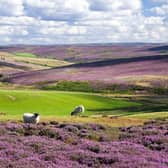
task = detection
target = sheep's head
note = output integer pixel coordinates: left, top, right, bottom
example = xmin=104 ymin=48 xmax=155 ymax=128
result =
xmin=34 ymin=113 xmax=39 ymax=118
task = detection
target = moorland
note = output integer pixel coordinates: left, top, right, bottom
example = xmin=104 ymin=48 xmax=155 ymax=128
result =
xmin=0 ymin=43 xmax=167 ymax=167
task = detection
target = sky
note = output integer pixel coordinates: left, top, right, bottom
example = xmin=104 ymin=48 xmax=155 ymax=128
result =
xmin=0 ymin=0 xmax=168 ymax=45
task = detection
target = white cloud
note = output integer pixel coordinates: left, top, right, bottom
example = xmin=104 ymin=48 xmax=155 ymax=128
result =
xmin=151 ymin=5 xmax=168 ymax=15
xmin=89 ymin=0 xmax=141 ymax=11
xmin=0 ymin=0 xmax=167 ymax=44
xmin=0 ymin=0 xmax=24 ymax=16
xmin=23 ymin=0 xmax=89 ymax=21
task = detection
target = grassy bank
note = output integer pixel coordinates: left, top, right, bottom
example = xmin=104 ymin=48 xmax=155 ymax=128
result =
xmin=0 ymin=89 xmax=139 ymax=116
xmin=0 ymin=89 xmax=167 ymax=126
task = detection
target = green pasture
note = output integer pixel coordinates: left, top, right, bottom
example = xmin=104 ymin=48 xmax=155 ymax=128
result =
xmin=0 ymin=90 xmax=140 ymax=117
xmin=0 ymin=90 xmax=167 ymax=125
xmin=14 ymin=52 xmax=37 ymax=58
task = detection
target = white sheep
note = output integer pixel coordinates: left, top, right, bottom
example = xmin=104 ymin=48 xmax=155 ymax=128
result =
xmin=23 ymin=113 xmax=40 ymax=124
xmin=71 ymin=105 xmax=85 ymax=116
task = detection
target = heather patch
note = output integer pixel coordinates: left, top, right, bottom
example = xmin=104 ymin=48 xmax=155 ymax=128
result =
xmin=0 ymin=119 xmax=167 ymax=167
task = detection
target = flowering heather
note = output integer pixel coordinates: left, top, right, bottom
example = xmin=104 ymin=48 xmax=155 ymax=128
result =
xmin=8 ymin=54 xmax=168 ymax=87
xmin=1 ymin=44 xmax=167 ymax=89
xmin=0 ymin=44 xmax=163 ymax=63
xmin=0 ymin=119 xmax=167 ymax=168
xmin=120 ymin=118 xmax=168 ymax=153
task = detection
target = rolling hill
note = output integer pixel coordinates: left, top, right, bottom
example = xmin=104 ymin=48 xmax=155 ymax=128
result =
xmin=0 ymin=44 xmax=167 ymax=90
xmin=0 ymin=51 xmax=72 ymax=76
xmin=5 ymin=54 xmax=168 ymax=89
xmin=0 ymin=44 xmax=167 ymax=63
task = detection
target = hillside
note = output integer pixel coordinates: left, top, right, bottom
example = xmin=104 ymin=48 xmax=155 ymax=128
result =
xmin=0 ymin=44 xmax=168 ymax=91
xmin=6 ymin=54 xmax=168 ymax=89
xmin=0 ymin=44 xmax=167 ymax=63
xmin=0 ymin=51 xmax=72 ymax=76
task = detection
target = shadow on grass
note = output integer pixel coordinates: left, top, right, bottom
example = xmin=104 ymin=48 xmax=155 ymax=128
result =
xmin=87 ymin=96 xmax=168 ymax=116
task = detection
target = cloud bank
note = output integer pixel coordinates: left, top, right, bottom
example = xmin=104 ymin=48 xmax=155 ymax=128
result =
xmin=0 ymin=0 xmax=167 ymax=44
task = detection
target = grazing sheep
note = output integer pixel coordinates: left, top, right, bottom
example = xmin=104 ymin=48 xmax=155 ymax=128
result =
xmin=23 ymin=113 xmax=40 ymax=124
xmin=71 ymin=105 xmax=85 ymax=116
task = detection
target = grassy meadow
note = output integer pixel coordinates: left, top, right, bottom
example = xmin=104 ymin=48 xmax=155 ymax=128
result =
xmin=14 ymin=52 xmax=38 ymax=58
xmin=0 ymin=89 xmax=167 ymax=126
xmin=0 ymin=89 xmax=139 ymax=116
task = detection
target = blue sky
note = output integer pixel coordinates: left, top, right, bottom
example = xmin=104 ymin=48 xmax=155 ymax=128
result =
xmin=0 ymin=0 xmax=167 ymax=44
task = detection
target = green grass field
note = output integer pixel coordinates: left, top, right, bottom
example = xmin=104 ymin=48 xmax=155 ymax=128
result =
xmin=0 ymin=90 xmax=140 ymax=116
xmin=0 ymin=89 xmax=167 ymax=126
xmin=14 ymin=52 xmax=37 ymax=58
